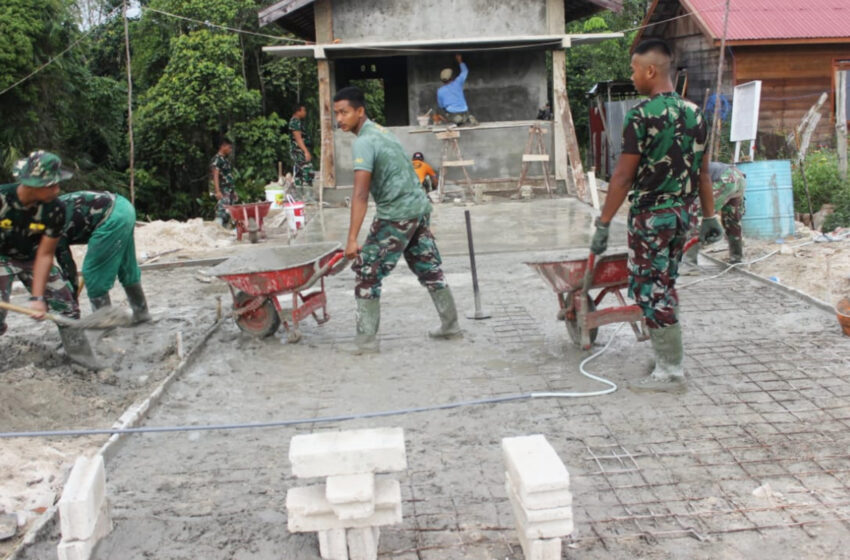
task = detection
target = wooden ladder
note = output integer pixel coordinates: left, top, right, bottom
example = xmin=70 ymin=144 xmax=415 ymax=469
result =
xmin=516 ymin=124 xmax=553 ymax=197
xmin=435 ymin=129 xmax=474 ymax=200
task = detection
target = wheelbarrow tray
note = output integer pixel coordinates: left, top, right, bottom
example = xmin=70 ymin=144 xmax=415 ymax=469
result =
xmin=208 ymin=242 xmax=342 ymax=296
xmin=525 ymin=251 xmax=630 ymax=294
xmin=223 ymin=201 xmax=273 ymax=221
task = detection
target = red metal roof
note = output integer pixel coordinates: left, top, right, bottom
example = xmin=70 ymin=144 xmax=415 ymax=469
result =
xmin=683 ymin=0 xmax=850 ymax=42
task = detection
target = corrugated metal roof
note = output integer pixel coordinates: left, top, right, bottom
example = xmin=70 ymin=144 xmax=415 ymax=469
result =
xmin=684 ymin=0 xmax=850 ymax=41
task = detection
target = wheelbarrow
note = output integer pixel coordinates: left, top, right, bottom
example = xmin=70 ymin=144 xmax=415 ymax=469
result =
xmin=525 ymin=251 xmax=649 ymax=350
xmin=224 ymin=201 xmax=273 ymax=243
xmin=208 ymin=242 xmax=348 ymax=342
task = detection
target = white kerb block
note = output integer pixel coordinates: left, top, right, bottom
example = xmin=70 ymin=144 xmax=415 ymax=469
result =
xmin=59 ymin=456 xmax=107 ymax=541
xmin=505 ymin=478 xmax=573 ymax=524
xmin=508 ymin=488 xmax=573 ymax=540
xmin=290 ymin=428 xmax=407 ymax=478
xmin=502 ymin=435 xmax=570 ymax=497
xmin=347 ymin=526 xmax=379 ymax=560
xmin=326 ymin=474 xmax=375 ymax=505
xmin=287 ymin=479 xmax=402 ymax=532
xmin=515 ymin=519 xmax=562 ymax=560
xmin=56 ymin=500 xmax=112 ymax=560
xmin=332 ymin=501 xmax=375 ymax=521
xmin=318 ymin=528 xmax=348 ymax=560
xmin=505 ymin=471 xmax=573 ymax=511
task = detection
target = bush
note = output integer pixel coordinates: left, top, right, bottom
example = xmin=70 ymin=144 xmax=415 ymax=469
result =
xmin=791 ymin=149 xmax=848 ymax=213
xmin=822 ymin=186 xmax=850 ymax=231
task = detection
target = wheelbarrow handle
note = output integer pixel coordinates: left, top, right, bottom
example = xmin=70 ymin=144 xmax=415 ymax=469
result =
xmin=300 ymin=252 xmax=348 ymax=291
xmin=581 ymin=253 xmax=597 ymax=297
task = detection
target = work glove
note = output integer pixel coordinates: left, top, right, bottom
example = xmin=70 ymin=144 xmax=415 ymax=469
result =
xmin=699 ymin=215 xmax=723 ymax=244
xmin=590 ymin=217 xmax=610 ymax=255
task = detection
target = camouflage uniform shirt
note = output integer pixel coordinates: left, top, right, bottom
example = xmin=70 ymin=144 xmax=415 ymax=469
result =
xmin=210 ymin=154 xmax=235 ymax=192
xmin=353 ymin=120 xmax=431 ymax=221
xmin=622 ymin=92 xmax=708 ymax=211
xmin=55 ymin=191 xmax=116 ymax=283
xmin=0 ymin=183 xmax=66 ymax=262
xmin=289 ymin=116 xmax=312 ymax=154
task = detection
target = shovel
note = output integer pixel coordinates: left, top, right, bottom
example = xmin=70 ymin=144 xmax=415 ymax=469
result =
xmin=0 ymin=301 xmax=133 ymax=329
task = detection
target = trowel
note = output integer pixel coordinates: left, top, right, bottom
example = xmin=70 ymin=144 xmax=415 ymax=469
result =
xmin=0 ymin=301 xmax=133 ymax=329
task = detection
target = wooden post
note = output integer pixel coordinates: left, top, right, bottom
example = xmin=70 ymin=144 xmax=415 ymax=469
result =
xmin=315 ymin=0 xmax=334 ymax=201
xmin=122 ymin=0 xmax=135 ymax=205
xmin=836 ymin=69 xmax=848 ymax=180
xmin=708 ymin=0 xmax=731 ymax=162
xmin=556 ymin=85 xmax=588 ymax=201
xmin=547 ymin=0 xmax=568 ymax=187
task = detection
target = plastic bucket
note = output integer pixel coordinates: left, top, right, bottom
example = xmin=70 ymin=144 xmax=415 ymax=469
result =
xmin=737 ymin=160 xmax=795 ymax=239
xmin=284 ymin=196 xmax=306 ymax=231
xmin=265 ymin=188 xmax=285 ymax=210
xmin=837 ymin=297 xmax=850 ymax=337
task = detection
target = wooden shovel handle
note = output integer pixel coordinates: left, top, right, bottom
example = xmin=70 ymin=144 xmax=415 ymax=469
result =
xmin=0 ymin=300 xmax=61 ymax=323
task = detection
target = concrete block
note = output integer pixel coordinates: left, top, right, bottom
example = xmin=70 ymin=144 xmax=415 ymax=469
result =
xmin=504 ymin=471 xmax=573 ymax=510
xmin=515 ymin=518 xmax=562 ymax=560
xmin=290 ymin=428 xmax=407 ymax=478
xmin=287 ymin=479 xmax=402 ymax=532
xmin=507 ymin=488 xmax=573 ymax=540
xmin=56 ymin=500 xmax=112 ymax=560
xmin=326 ymin=474 xmax=375 ymax=504
xmin=318 ymin=528 xmax=348 ymax=560
xmin=346 ymin=526 xmax=379 ymax=560
xmin=502 ymin=435 xmax=570 ymax=498
xmin=506 ymin=478 xmax=572 ymax=524
xmin=332 ymin=501 xmax=375 ymax=521
xmin=59 ymin=456 xmax=107 ymax=541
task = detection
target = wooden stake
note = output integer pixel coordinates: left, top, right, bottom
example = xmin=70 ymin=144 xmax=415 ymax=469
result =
xmin=836 ymin=69 xmax=848 ymax=180
xmin=123 ymin=0 xmax=135 ymax=204
xmin=708 ymin=0 xmax=731 ymax=162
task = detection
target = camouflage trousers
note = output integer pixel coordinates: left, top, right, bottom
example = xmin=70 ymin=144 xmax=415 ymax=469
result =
xmin=628 ymin=204 xmax=697 ymax=329
xmin=292 ymin=149 xmax=315 ymax=188
xmin=352 ymin=214 xmax=448 ymax=300
xmin=0 ymin=257 xmax=80 ymax=334
xmin=439 ymin=110 xmax=478 ymax=127
xmin=689 ymin=169 xmax=746 ymax=243
xmin=215 ymin=186 xmax=238 ymax=223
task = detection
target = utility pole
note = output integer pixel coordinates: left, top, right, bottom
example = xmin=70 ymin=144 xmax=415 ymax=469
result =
xmin=123 ymin=0 xmax=135 ymax=204
xmin=708 ymin=0 xmax=731 ymax=162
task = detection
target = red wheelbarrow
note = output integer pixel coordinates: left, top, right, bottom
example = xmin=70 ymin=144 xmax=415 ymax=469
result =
xmin=224 ymin=201 xmax=273 ymax=243
xmin=208 ymin=242 xmax=348 ymax=342
xmin=525 ymin=252 xmax=649 ymax=350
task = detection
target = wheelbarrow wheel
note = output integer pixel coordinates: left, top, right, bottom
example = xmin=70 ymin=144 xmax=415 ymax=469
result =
xmin=565 ymin=295 xmax=598 ymax=346
xmin=233 ymin=291 xmax=280 ymax=337
xmin=247 ymin=218 xmax=259 ymax=244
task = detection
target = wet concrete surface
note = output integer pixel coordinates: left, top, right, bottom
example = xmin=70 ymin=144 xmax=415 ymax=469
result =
xmin=17 ymin=197 xmax=850 ymax=560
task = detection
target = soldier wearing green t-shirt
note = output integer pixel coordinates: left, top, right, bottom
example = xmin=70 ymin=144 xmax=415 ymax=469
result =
xmin=590 ymin=39 xmax=723 ymax=392
xmin=289 ymin=105 xmax=315 ymax=202
xmin=55 ymin=191 xmax=151 ymax=324
xmin=333 ymin=86 xmax=461 ymax=353
xmin=0 ymin=151 xmax=99 ymax=368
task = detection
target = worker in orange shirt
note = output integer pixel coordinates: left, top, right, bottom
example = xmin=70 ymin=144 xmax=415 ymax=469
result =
xmin=411 ymin=152 xmax=438 ymax=193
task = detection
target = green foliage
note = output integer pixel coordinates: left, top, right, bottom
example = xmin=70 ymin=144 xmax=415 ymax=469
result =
xmin=349 ymin=79 xmax=386 ymax=126
xmin=792 ymin=149 xmax=849 ymax=212
xmin=564 ymin=0 xmax=647 ymax=149
xmin=822 ymin=187 xmax=850 ymax=231
xmin=231 ymin=112 xmax=289 ymax=200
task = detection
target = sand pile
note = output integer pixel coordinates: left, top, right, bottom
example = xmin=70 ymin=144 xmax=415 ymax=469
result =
xmin=134 ymin=218 xmax=233 ymax=255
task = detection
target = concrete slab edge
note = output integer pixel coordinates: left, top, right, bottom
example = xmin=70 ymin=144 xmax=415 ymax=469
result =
xmin=7 ymin=317 xmax=226 ymax=560
xmin=701 ymin=252 xmax=837 ymax=314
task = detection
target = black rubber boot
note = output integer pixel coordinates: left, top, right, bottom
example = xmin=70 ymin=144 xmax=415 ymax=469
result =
xmin=57 ymin=326 xmax=101 ymax=369
xmin=428 ymin=287 xmax=462 ymax=339
xmin=728 ymin=238 xmax=743 ymax=264
xmin=89 ymin=293 xmax=111 ymax=311
xmin=124 ymin=283 xmax=151 ymax=324
xmin=630 ymin=324 xmax=686 ymax=393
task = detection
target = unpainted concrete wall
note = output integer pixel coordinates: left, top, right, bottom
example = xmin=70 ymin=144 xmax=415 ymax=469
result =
xmin=332 ymin=123 xmax=554 ymax=187
xmin=332 ymin=0 xmax=548 ymax=43
xmin=407 ymin=51 xmax=549 ymax=124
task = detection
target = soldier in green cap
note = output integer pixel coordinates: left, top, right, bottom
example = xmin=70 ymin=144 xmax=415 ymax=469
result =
xmin=0 ymin=150 xmax=100 ymax=368
xmin=333 ymin=86 xmax=461 ymax=354
xmin=55 ymin=191 xmax=151 ymax=323
xmin=590 ymin=39 xmax=723 ymax=392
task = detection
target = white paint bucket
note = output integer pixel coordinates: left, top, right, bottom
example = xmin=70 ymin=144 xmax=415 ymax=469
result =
xmin=284 ymin=195 xmax=306 ymax=231
xmin=265 ymin=188 xmax=285 ymax=209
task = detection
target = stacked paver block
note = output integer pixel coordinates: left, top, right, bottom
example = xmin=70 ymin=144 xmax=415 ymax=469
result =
xmin=286 ymin=428 xmax=407 ymax=560
xmin=56 ymin=455 xmax=113 ymax=560
xmin=502 ymin=435 xmax=573 ymax=560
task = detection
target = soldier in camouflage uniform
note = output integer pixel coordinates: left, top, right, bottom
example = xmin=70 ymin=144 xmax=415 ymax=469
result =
xmin=289 ymin=105 xmax=316 ymax=202
xmin=333 ymin=86 xmax=461 ymax=353
xmin=590 ymin=39 xmax=723 ymax=392
xmin=684 ymin=162 xmax=747 ymax=266
xmin=55 ymin=191 xmax=151 ymax=324
xmin=0 ymin=151 xmax=99 ymax=368
xmin=211 ymin=139 xmax=238 ymax=227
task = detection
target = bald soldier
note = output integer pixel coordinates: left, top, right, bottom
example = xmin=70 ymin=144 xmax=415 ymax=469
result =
xmin=590 ymin=39 xmax=723 ymax=392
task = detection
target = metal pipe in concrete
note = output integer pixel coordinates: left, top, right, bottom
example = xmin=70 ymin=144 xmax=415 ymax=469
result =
xmin=464 ymin=209 xmax=490 ymax=320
